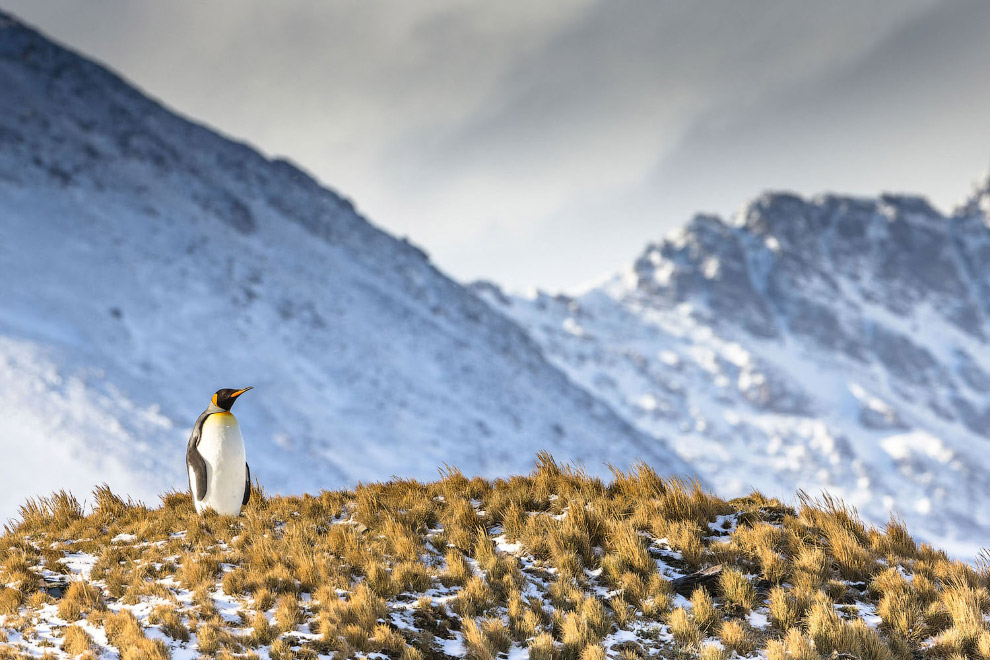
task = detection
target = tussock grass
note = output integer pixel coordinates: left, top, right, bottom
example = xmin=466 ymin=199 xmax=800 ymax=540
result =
xmin=559 ymin=598 xmax=611 ymax=659
xmin=0 ymin=455 xmax=978 ymax=659
xmin=0 ymin=588 xmax=21 ymax=616
xmin=768 ymin=584 xmax=809 ymax=632
xmin=452 ymin=575 xmax=496 ymax=617
xmin=60 ymin=624 xmax=95 ymax=656
xmin=719 ymin=566 xmax=757 ymax=613
xmin=148 ymin=604 xmax=190 ymax=642
xmin=463 ymin=616 xmax=511 ymax=660
xmin=766 ymin=627 xmax=820 ymax=660
xmin=580 ymin=643 xmax=608 ymax=660
xmin=102 ymin=609 xmax=171 ymax=659
xmin=668 ymin=606 xmax=701 ymax=647
xmin=698 ymin=644 xmax=728 ymax=660
xmin=56 ymin=580 xmax=105 ymax=621
xmin=721 ymin=618 xmax=756 ymax=655
xmin=273 ymin=593 xmax=303 ymax=632
xmin=691 ymin=586 xmax=719 ymax=633
xmin=529 ymin=631 xmax=558 ymax=660
xmin=15 ymin=491 xmax=85 ymax=535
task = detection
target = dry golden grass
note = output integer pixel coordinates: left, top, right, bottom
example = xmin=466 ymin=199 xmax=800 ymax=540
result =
xmin=720 ymin=618 xmax=755 ymax=655
xmin=103 ymin=609 xmax=171 ymax=660
xmin=559 ymin=598 xmax=611 ymax=659
xmin=667 ymin=606 xmax=700 ymax=647
xmin=690 ymin=586 xmax=719 ymax=633
xmin=273 ymin=593 xmax=303 ymax=632
xmin=0 ymin=456 xmax=978 ymax=659
xmin=719 ymin=566 xmax=757 ymax=613
xmin=580 ymin=643 xmax=608 ymax=660
xmin=148 ymin=604 xmax=189 ymax=642
xmin=442 ymin=548 xmax=472 ymax=586
xmin=463 ymin=616 xmax=512 ymax=660
xmin=60 ymin=624 xmax=95 ymax=656
xmin=766 ymin=627 xmax=820 ymax=660
xmin=768 ymin=585 xmax=800 ymax=631
xmin=877 ymin=587 xmax=927 ymax=643
xmin=698 ymin=643 xmax=729 ymax=660
xmin=452 ymin=575 xmax=496 ymax=618
xmin=528 ymin=631 xmax=558 ymax=660
xmin=0 ymin=551 xmax=37 ymax=594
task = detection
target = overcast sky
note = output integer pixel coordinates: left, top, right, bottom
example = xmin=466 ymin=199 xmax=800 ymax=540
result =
xmin=6 ymin=1 xmax=990 ymax=291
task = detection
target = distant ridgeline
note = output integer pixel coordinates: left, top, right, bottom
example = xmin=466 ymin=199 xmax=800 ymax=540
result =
xmin=477 ymin=175 xmax=990 ymax=558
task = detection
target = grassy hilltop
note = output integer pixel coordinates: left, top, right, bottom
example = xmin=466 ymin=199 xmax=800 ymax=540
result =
xmin=0 ymin=453 xmax=987 ymax=659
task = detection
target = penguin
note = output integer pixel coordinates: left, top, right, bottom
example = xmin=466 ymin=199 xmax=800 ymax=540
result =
xmin=186 ymin=387 xmax=253 ymax=515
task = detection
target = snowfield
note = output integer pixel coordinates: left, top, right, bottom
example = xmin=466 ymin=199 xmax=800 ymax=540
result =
xmin=477 ymin=180 xmax=990 ymax=558
xmin=0 ymin=12 xmax=688 ymax=520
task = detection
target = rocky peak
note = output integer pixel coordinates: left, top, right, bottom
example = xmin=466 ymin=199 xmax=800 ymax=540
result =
xmin=485 ymin=176 xmax=990 ymax=556
xmin=955 ymin=170 xmax=990 ymax=221
xmin=637 ymin=189 xmax=990 ymax=339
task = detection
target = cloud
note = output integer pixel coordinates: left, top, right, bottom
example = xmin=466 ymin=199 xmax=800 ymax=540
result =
xmin=638 ymin=0 xmax=990 ymax=225
xmin=376 ymin=1 xmax=948 ymax=283
xmin=4 ymin=0 xmax=987 ymax=290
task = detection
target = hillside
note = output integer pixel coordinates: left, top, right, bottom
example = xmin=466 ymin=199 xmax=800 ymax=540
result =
xmin=0 ymin=10 xmax=689 ymax=518
xmin=0 ymin=455 xmax=985 ymax=659
xmin=477 ymin=179 xmax=990 ymax=557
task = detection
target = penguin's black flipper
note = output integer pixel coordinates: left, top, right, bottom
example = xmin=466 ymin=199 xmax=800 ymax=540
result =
xmin=242 ymin=463 xmax=251 ymax=505
xmin=187 ymin=445 xmax=208 ymax=502
xmin=186 ymin=412 xmax=210 ymax=502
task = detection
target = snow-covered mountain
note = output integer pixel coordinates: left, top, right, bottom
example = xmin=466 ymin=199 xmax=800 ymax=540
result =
xmin=0 ymin=12 xmax=691 ymax=518
xmin=478 ymin=178 xmax=990 ymax=557
xmin=5 ymin=9 xmax=988 ymax=561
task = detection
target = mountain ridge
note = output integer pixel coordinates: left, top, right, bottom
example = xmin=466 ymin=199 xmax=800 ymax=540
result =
xmin=3 ymin=5 xmax=988 ymax=559
xmin=0 ymin=10 xmax=690 ymax=518
xmin=478 ymin=180 xmax=990 ymax=557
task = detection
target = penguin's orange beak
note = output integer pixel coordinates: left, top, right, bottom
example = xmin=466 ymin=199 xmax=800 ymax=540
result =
xmin=231 ymin=387 xmax=253 ymax=399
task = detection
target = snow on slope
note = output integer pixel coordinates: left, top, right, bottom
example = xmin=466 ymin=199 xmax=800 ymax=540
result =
xmin=0 ymin=11 xmax=692 ymax=519
xmin=477 ymin=178 xmax=990 ymax=557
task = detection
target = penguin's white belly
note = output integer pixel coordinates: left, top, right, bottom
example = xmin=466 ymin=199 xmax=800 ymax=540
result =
xmin=193 ymin=413 xmax=246 ymax=515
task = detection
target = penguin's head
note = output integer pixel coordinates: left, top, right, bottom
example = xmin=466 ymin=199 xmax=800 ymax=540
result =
xmin=211 ymin=387 xmax=253 ymax=412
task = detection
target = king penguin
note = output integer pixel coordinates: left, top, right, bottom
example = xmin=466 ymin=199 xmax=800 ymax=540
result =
xmin=186 ymin=387 xmax=253 ymax=515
